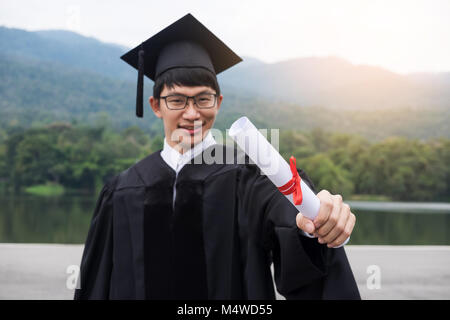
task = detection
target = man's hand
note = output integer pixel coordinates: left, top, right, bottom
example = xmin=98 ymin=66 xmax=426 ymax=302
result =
xmin=296 ymin=190 xmax=356 ymax=248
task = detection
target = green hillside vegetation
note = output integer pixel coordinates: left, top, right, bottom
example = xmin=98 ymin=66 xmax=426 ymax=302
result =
xmin=0 ymin=54 xmax=149 ymax=130
xmin=1 ymin=53 xmax=449 ymax=141
xmin=0 ymin=27 xmax=133 ymax=80
xmin=0 ymin=124 xmax=448 ymax=202
xmin=0 ymin=26 xmax=449 ymax=203
xmin=278 ymin=129 xmax=450 ymax=201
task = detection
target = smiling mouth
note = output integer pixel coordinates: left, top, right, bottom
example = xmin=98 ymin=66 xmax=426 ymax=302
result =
xmin=178 ymin=124 xmax=203 ymax=135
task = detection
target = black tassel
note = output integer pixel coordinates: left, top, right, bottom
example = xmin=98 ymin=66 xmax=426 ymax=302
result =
xmin=136 ymin=45 xmax=145 ymax=118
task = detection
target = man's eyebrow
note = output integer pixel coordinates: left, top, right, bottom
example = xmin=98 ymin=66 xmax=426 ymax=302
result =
xmin=167 ymin=90 xmax=216 ymax=95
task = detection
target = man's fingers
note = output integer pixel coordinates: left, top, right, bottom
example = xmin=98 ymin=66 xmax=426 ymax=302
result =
xmin=313 ymin=190 xmax=334 ymax=229
xmin=316 ymin=193 xmax=342 ymax=237
xmin=319 ymin=202 xmax=350 ymax=244
xmin=296 ymin=212 xmax=315 ymax=234
xmin=328 ymin=212 xmax=356 ymax=248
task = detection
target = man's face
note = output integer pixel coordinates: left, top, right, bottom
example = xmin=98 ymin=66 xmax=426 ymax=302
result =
xmin=149 ymin=84 xmax=223 ymax=151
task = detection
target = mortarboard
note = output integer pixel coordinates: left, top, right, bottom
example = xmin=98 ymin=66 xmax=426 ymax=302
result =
xmin=120 ymin=13 xmax=243 ymax=118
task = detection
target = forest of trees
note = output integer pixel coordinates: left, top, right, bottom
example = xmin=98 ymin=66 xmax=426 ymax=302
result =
xmin=0 ymin=123 xmax=448 ymax=202
xmin=279 ymin=129 xmax=450 ymax=201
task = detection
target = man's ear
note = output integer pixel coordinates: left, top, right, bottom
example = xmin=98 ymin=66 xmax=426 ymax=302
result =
xmin=149 ymin=96 xmax=162 ymax=118
xmin=216 ymin=94 xmax=223 ymax=112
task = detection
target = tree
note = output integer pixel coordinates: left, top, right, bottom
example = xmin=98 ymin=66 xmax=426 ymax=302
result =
xmin=301 ymin=153 xmax=354 ymax=198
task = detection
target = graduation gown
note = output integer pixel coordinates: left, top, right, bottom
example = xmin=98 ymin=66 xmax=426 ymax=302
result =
xmin=74 ymin=144 xmax=360 ymax=300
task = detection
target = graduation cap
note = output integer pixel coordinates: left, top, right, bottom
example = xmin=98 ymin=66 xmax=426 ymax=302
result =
xmin=120 ymin=13 xmax=243 ymax=118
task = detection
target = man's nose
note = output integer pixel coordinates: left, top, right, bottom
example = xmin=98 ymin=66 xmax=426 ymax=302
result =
xmin=183 ymin=98 xmax=200 ymax=118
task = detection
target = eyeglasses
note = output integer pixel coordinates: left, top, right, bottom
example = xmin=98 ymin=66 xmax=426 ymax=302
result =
xmin=159 ymin=93 xmax=218 ymax=110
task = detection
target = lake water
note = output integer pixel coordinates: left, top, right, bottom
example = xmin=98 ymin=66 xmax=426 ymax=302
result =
xmin=0 ymin=195 xmax=449 ymax=245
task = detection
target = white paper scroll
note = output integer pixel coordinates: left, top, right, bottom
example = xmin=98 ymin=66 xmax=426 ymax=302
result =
xmin=228 ymin=116 xmax=320 ymax=220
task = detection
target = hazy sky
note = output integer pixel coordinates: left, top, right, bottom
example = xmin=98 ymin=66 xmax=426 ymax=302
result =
xmin=1 ymin=0 xmax=449 ymax=74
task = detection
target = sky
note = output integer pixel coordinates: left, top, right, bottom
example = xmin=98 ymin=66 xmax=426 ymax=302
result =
xmin=1 ymin=0 xmax=449 ymax=74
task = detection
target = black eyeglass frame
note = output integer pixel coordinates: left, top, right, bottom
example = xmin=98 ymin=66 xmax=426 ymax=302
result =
xmin=159 ymin=93 xmax=218 ymax=110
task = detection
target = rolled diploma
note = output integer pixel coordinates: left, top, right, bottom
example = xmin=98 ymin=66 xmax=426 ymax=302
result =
xmin=228 ymin=116 xmax=320 ymax=220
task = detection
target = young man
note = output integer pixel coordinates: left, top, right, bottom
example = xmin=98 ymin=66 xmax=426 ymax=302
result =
xmin=74 ymin=14 xmax=360 ymax=300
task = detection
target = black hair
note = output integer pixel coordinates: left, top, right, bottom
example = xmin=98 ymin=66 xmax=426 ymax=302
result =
xmin=153 ymin=67 xmax=221 ymax=98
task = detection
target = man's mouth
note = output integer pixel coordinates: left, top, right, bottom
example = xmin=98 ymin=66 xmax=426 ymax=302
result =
xmin=178 ymin=124 xmax=203 ymax=135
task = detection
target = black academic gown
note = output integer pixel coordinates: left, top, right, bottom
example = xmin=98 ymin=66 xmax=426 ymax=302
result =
xmin=74 ymin=144 xmax=360 ymax=300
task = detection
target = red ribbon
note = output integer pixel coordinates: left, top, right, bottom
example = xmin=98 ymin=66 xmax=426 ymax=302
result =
xmin=278 ymin=156 xmax=303 ymax=205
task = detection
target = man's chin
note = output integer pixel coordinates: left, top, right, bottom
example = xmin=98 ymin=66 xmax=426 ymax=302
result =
xmin=179 ymin=134 xmax=203 ymax=149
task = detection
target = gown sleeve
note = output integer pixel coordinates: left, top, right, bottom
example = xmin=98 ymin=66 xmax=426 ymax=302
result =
xmin=74 ymin=177 xmax=117 ymax=300
xmin=240 ymin=164 xmax=360 ymax=300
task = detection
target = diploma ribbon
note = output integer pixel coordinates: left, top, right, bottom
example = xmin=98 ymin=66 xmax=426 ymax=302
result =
xmin=278 ymin=156 xmax=303 ymax=205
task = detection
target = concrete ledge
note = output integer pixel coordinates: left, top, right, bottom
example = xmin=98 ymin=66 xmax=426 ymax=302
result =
xmin=0 ymin=244 xmax=449 ymax=300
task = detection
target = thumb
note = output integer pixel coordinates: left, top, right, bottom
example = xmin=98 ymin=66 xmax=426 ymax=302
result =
xmin=296 ymin=212 xmax=315 ymax=234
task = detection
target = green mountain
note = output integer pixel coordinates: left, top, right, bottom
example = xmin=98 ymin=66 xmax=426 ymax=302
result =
xmin=0 ymin=53 xmax=141 ymax=128
xmin=220 ymin=56 xmax=450 ymax=110
xmin=0 ymin=27 xmax=135 ymax=80
xmin=0 ymin=26 xmax=449 ymax=140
